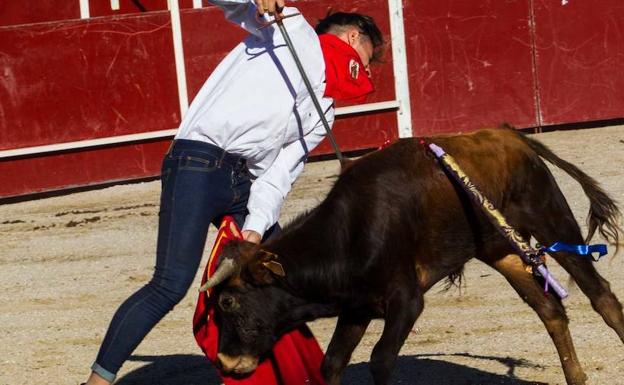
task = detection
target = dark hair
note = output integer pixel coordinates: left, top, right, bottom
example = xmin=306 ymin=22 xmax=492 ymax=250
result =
xmin=315 ymin=12 xmax=384 ymax=61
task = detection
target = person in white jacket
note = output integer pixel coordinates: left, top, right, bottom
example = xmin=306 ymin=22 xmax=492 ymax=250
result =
xmin=83 ymin=0 xmax=382 ymax=384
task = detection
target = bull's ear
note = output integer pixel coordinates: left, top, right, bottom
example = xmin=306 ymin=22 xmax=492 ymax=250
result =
xmin=248 ymin=250 xmax=285 ymax=284
xmin=261 ymin=260 xmax=285 ymax=277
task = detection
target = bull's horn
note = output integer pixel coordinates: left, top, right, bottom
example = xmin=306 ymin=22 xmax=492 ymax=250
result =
xmin=199 ymin=257 xmax=237 ymax=292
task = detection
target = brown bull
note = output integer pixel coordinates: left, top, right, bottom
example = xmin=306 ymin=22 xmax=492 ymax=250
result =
xmin=203 ymin=128 xmax=623 ymax=385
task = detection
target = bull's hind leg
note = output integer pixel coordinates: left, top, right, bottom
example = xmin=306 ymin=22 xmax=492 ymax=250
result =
xmin=321 ymin=311 xmax=371 ymax=385
xmin=555 ymin=255 xmax=624 ymax=343
xmin=509 ymin=160 xmax=624 ymax=343
xmin=369 ymin=285 xmax=424 ymax=385
xmin=488 ymin=254 xmax=587 ymax=385
xmin=531 ymin=219 xmax=624 ymax=343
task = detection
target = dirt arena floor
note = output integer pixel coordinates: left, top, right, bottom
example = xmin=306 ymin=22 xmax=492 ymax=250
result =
xmin=1 ymin=125 xmax=623 ymax=385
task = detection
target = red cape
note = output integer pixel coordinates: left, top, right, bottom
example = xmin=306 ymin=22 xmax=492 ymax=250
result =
xmin=193 ymin=216 xmax=327 ymax=385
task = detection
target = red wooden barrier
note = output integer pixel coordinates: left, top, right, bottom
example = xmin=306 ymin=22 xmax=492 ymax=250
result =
xmin=0 ymin=3 xmax=80 ymax=26
xmin=0 ymin=14 xmax=179 ymax=150
xmin=0 ymin=142 xmax=169 ymax=196
xmin=404 ymin=0 xmax=538 ymax=135
xmin=0 ymin=0 xmax=622 ymax=199
xmin=0 ymin=1 xmax=397 ymax=198
xmin=403 ymin=0 xmax=624 ymax=135
xmin=532 ymin=0 xmax=624 ymax=125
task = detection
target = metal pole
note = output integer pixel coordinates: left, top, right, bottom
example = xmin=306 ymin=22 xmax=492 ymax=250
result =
xmin=274 ymin=17 xmax=345 ymax=166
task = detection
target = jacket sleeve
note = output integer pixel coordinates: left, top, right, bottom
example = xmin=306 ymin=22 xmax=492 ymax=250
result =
xmin=243 ymin=110 xmax=335 ymax=235
xmin=207 ymin=0 xmax=267 ymax=38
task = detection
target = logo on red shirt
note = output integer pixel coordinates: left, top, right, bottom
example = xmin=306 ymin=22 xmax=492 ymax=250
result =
xmin=349 ymin=59 xmax=360 ymax=79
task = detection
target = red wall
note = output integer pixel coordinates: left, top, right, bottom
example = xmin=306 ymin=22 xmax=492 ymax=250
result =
xmin=0 ymin=1 xmax=206 ymax=26
xmin=0 ymin=0 xmax=397 ymax=198
xmin=404 ymin=0 xmax=538 ymax=135
xmin=532 ymin=0 xmax=624 ymax=125
xmin=0 ymin=3 xmax=80 ymax=26
xmin=404 ymin=0 xmax=624 ymax=135
xmin=1 ymin=0 xmax=622 ymax=198
xmin=0 ymin=13 xmax=179 ymax=150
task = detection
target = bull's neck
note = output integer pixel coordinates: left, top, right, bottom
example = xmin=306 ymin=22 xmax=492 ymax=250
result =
xmin=264 ymin=209 xmax=349 ymax=303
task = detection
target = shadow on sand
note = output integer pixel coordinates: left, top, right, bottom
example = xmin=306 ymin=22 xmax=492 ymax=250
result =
xmin=115 ymin=353 xmax=547 ymax=385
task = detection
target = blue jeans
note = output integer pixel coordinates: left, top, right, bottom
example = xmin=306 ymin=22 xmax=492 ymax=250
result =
xmin=92 ymin=139 xmax=278 ymax=382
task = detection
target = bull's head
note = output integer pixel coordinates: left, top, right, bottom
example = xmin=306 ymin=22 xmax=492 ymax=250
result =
xmin=199 ymin=240 xmax=291 ymax=375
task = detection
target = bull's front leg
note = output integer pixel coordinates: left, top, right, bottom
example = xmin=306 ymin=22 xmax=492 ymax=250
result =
xmin=369 ymin=286 xmax=424 ymax=385
xmin=321 ymin=311 xmax=371 ymax=385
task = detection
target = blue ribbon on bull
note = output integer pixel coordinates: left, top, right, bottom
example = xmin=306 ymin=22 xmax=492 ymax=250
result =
xmin=541 ymin=242 xmax=608 ymax=261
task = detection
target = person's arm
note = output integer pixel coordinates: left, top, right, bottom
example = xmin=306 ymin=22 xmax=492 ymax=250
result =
xmin=207 ymin=0 xmax=266 ymax=38
xmin=243 ymin=110 xmax=335 ymax=239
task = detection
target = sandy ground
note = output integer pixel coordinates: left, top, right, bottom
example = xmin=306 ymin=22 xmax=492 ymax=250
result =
xmin=1 ymin=125 xmax=623 ymax=385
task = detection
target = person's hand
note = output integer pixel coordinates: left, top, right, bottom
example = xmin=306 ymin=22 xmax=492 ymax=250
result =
xmin=254 ymin=0 xmax=284 ymax=16
xmin=242 ymin=230 xmax=262 ymax=244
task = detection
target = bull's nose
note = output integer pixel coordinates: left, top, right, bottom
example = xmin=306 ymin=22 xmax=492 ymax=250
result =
xmin=217 ymin=353 xmax=241 ymax=372
xmin=216 ymin=353 xmax=259 ymax=375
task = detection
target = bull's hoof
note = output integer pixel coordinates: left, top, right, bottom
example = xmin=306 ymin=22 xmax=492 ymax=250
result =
xmin=566 ymin=373 xmax=588 ymax=385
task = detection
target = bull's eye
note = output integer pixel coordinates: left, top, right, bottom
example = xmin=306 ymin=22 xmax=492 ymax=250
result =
xmin=218 ymin=295 xmax=238 ymax=311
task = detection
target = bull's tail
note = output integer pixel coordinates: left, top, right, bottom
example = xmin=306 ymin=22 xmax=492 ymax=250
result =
xmin=514 ymin=129 xmax=621 ymax=250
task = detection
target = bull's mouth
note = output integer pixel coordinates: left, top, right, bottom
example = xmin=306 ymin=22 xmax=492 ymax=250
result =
xmin=217 ymin=353 xmax=259 ymax=375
